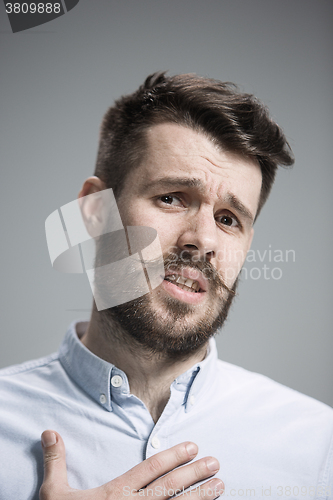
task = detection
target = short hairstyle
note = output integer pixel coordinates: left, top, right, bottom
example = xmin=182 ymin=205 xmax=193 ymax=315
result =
xmin=94 ymin=72 xmax=294 ymax=217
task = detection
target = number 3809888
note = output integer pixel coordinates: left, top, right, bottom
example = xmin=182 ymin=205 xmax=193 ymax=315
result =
xmin=5 ymin=3 xmax=61 ymax=14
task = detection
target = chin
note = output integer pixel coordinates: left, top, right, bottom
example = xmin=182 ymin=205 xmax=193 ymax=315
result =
xmin=100 ymin=285 xmax=235 ymax=358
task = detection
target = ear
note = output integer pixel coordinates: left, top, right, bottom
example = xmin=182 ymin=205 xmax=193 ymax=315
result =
xmin=78 ymin=176 xmax=106 ymax=198
xmin=78 ymin=177 xmax=107 ymax=238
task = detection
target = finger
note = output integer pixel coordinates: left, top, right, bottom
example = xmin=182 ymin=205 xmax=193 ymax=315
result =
xmin=40 ymin=430 xmax=69 ymax=491
xmin=179 ymin=478 xmax=225 ymax=500
xmin=147 ymin=456 xmax=220 ymax=499
xmin=113 ymin=442 xmax=198 ymax=491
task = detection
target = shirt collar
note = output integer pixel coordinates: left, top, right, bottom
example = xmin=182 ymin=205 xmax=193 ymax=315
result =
xmin=59 ymin=321 xmax=114 ymax=411
xmin=59 ymin=321 xmax=218 ymax=413
xmin=171 ymin=338 xmax=218 ymax=412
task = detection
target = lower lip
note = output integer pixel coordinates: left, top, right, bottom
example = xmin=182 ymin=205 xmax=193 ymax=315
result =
xmin=161 ymin=279 xmax=206 ymax=304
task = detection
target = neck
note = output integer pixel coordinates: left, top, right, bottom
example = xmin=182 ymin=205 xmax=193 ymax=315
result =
xmin=81 ymin=307 xmax=208 ymax=423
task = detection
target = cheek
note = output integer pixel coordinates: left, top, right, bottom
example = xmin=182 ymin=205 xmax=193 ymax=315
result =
xmin=118 ymin=200 xmax=151 ymax=227
xmin=214 ymin=241 xmax=248 ymax=284
xmin=154 ymin=222 xmax=181 ymax=255
xmin=121 ymin=205 xmax=180 ymax=252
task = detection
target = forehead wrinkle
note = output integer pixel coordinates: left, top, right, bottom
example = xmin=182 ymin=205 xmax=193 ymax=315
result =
xmin=200 ymin=155 xmax=223 ymax=170
xmin=198 ymin=154 xmax=259 ymax=223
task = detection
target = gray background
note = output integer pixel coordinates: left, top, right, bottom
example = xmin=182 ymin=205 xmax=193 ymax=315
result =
xmin=0 ymin=0 xmax=332 ymax=406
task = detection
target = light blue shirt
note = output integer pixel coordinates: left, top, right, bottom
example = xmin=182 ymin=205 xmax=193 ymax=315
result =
xmin=0 ymin=321 xmax=332 ymax=500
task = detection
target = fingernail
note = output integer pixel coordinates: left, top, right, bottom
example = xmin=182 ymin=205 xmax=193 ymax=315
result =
xmin=186 ymin=442 xmax=198 ymax=457
xmin=41 ymin=431 xmax=57 ymax=448
xmin=206 ymin=458 xmax=219 ymax=472
xmin=214 ymin=481 xmax=225 ymax=495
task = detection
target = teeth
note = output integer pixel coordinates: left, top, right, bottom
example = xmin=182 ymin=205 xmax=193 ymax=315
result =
xmin=178 ymin=283 xmax=193 ymax=292
xmin=165 ymin=275 xmax=200 ymax=292
xmin=168 ymin=274 xmax=177 ymax=281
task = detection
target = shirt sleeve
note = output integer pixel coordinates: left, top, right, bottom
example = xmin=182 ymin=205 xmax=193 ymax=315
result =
xmin=317 ymin=425 xmax=333 ymax=500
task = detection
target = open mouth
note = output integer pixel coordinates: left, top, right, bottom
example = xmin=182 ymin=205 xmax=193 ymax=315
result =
xmin=164 ymin=274 xmax=201 ymax=293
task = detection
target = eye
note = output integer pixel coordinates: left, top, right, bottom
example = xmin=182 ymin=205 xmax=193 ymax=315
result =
xmin=216 ymin=213 xmax=239 ymax=228
xmin=158 ymin=194 xmax=183 ymax=207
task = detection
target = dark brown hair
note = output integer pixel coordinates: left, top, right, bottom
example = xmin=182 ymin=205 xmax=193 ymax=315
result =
xmin=94 ymin=72 xmax=294 ymax=217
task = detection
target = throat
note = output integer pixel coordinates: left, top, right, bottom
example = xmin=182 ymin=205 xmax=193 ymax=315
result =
xmin=131 ymin=382 xmax=171 ymax=423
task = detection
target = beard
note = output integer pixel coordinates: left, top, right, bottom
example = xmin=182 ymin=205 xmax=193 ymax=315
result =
xmin=97 ymin=251 xmax=238 ymax=358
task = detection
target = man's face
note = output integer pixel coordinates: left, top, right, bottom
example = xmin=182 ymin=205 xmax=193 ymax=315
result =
xmin=106 ymin=123 xmax=262 ymax=355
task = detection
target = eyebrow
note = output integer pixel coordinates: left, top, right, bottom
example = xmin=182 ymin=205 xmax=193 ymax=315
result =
xmin=143 ymin=176 xmax=255 ymax=225
xmin=142 ymin=177 xmax=205 ymax=192
xmin=225 ymin=193 xmax=254 ymax=225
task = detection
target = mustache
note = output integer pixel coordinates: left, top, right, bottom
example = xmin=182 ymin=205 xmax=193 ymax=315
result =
xmin=163 ymin=251 xmax=236 ymax=296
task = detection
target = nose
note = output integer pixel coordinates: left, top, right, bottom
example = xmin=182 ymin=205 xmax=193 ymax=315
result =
xmin=176 ymin=208 xmax=218 ymax=261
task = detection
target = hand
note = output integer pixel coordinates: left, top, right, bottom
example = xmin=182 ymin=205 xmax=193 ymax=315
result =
xmin=40 ymin=430 xmax=224 ymax=500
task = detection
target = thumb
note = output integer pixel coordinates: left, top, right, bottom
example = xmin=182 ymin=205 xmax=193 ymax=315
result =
xmin=40 ymin=430 xmax=69 ymax=492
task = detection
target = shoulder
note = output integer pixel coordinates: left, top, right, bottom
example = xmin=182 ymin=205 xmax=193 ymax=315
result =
xmin=0 ymin=352 xmax=59 ymax=377
xmin=215 ymin=358 xmax=333 ymax=422
xmin=0 ymin=352 xmax=69 ymax=400
xmin=211 ymin=360 xmax=333 ymax=489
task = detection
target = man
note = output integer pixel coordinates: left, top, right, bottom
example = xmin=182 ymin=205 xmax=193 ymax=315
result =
xmin=0 ymin=73 xmax=332 ymax=500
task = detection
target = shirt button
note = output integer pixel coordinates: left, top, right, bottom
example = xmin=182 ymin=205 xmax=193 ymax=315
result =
xmin=151 ymin=436 xmax=160 ymax=449
xmin=100 ymin=394 xmax=107 ymax=404
xmin=189 ymin=395 xmax=195 ymax=406
xmin=111 ymin=375 xmax=123 ymax=387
